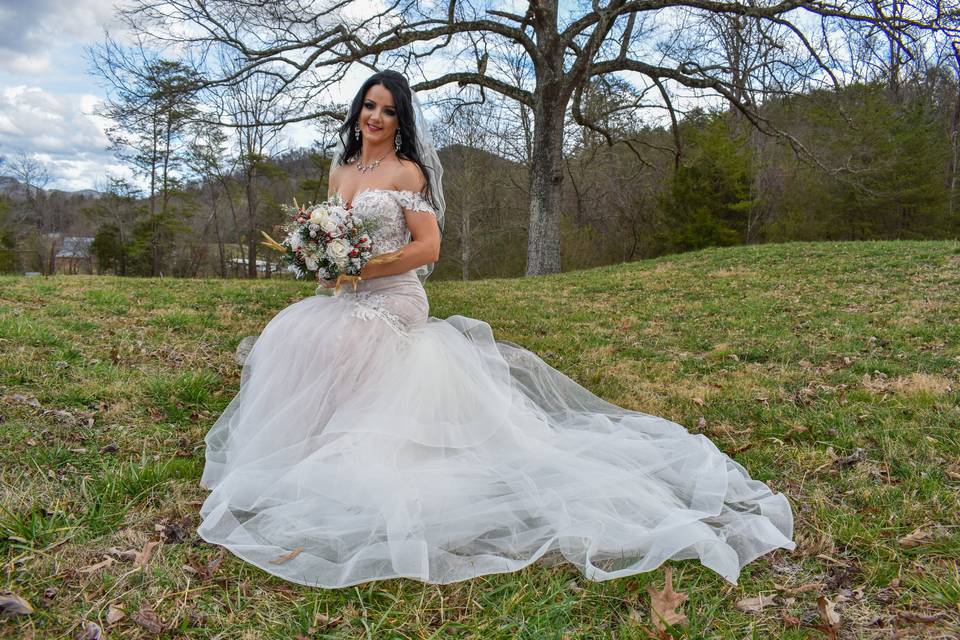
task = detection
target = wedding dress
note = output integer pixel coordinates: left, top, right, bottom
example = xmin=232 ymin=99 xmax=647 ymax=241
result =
xmin=198 ymin=188 xmax=795 ymax=588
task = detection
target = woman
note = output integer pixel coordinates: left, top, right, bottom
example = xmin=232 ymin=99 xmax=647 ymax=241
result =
xmin=198 ymin=70 xmax=795 ymax=588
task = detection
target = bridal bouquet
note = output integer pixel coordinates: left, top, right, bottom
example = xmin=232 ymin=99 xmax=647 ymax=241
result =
xmin=260 ymin=194 xmax=374 ymax=287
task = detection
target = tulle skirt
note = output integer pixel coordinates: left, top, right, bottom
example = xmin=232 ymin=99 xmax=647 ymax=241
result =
xmin=198 ymin=272 xmax=795 ymax=587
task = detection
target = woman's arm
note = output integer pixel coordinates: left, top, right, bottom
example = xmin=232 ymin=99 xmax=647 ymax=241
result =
xmin=360 ymin=162 xmax=440 ymax=280
xmin=360 ymin=209 xmax=440 ymax=279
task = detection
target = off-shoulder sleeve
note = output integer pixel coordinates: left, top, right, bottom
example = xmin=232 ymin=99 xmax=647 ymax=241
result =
xmin=394 ymin=190 xmax=438 ymax=218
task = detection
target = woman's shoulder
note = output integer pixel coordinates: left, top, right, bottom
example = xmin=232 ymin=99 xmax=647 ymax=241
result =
xmin=392 ymin=158 xmax=428 ymax=194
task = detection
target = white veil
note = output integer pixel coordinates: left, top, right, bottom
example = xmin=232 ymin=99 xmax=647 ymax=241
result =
xmin=330 ymin=88 xmax=446 ymax=283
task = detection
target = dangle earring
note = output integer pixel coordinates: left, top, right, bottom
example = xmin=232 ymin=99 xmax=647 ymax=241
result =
xmin=394 ymin=130 xmax=402 ymax=151
xmin=354 ymin=121 xmax=361 ymax=141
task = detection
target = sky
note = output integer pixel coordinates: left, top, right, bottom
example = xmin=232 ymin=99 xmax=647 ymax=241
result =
xmin=0 ymin=0 xmax=730 ymax=194
xmin=0 ymin=0 xmax=363 ymax=192
xmin=0 ymin=0 xmax=851 ymax=193
xmin=0 ymin=0 xmax=135 ymax=190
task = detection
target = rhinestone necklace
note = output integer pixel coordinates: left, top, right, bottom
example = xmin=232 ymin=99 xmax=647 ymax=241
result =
xmin=355 ymin=150 xmax=392 ymax=174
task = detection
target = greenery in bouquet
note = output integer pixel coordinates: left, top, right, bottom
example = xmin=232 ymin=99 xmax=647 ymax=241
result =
xmin=262 ymin=194 xmax=375 ymax=282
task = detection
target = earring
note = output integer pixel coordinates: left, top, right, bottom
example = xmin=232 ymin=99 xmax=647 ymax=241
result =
xmin=354 ymin=122 xmax=361 ymax=141
xmin=394 ymin=130 xmax=402 ymax=151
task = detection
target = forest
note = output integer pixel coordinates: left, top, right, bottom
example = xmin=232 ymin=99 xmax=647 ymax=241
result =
xmin=1 ymin=2 xmax=958 ymax=281
xmin=1 ymin=69 xmax=958 ymax=281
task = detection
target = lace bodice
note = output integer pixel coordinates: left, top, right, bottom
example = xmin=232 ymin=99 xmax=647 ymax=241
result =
xmin=340 ymin=189 xmax=438 ymax=256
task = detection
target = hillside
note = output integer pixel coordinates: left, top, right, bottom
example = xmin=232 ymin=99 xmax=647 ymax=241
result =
xmin=0 ymin=175 xmax=103 ymax=200
xmin=0 ymin=240 xmax=958 ymax=639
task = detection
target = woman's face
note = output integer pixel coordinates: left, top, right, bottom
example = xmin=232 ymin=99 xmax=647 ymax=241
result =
xmin=358 ymin=83 xmax=399 ymax=147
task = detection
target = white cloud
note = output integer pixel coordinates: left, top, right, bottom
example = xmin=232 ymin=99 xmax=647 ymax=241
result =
xmin=0 ymin=0 xmax=126 ymax=73
xmin=1 ymin=52 xmax=53 ymax=76
xmin=0 ymin=84 xmax=114 ymax=189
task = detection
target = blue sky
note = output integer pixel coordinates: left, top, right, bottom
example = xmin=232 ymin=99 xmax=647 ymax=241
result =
xmin=0 ymin=0 xmax=132 ymax=190
xmin=0 ymin=0 xmax=340 ymax=192
xmin=0 ymin=0 xmax=737 ymax=193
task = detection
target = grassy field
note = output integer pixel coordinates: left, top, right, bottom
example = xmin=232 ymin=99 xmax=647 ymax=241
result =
xmin=1 ymin=239 xmax=958 ymax=639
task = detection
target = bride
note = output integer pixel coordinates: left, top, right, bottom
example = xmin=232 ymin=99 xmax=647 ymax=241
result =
xmin=198 ymin=70 xmax=795 ymax=588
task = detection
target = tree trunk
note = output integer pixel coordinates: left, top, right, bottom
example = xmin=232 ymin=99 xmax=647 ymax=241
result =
xmin=246 ymin=166 xmax=258 ymax=278
xmin=461 ymin=202 xmax=471 ymax=281
xmin=216 ymin=174 xmax=245 ymax=276
xmin=150 ymin=116 xmax=158 ymax=216
xmin=213 ymin=197 xmax=226 ymax=279
xmin=949 ymin=45 xmax=960 ymax=222
xmin=119 ymin=222 xmax=128 ymax=276
xmin=525 ymin=99 xmax=566 ymax=275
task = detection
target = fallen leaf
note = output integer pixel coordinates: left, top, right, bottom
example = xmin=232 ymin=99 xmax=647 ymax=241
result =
xmin=735 ymin=594 xmax=778 ymax=613
xmin=105 ymin=547 xmax=139 ymax=562
xmin=131 ymin=603 xmax=164 ymax=634
xmin=782 ymin=612 xmax=801 ymax=626
xmin=647 ymin=567 xmax=688 ymax=635
xmin=8 ymin=394 xmax=41 ymax=408
xmin=0 ymin=591 xmax=34 ymax=616
xmin=106 ymin=604 xmax=126 ymax=625
xmin=815 ymin=595 xmax=841 ymax=640
xmin=897 ymin=611 xmax=946 ymax=624
xmin=776 ymin=582 xmax=826 ymax=595
xmin=205 ymin=548 xmax=225 ymax=577
xmin=78 ymin=557 xmax=114 ymax=574
xmin=314 ymin=612 xmax=341 ymax=627
xmin=134 ymin=540 xmax=160 ymax=567
xmin=835 ymin=448 xmax=866 ymax=469
xmin=187 ymin=548 xmax=225 ymax=581
xmin=898 ymin=528 xmax=932 ymax=549
xmin=75 ymin=622 xmax=103 ymax=640
xmin=155 ymin=521 xmax=190 ymax=543
xmin=897 ymin=525 xmax=949 ymax=550
xmin=270 ymin=546 xmax=305 ymax=565
xmin=565 ymin=579 xmax=583 ymax=593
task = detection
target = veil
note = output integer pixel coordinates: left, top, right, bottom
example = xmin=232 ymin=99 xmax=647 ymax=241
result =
xmin=330 ymin=89 xmax=446 ymax=283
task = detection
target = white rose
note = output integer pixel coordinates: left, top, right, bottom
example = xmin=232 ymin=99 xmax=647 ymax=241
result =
xmin=304 ymin=256 xmax=318 ymax=272
xmin=308 ymin=206 xmax=328 ymax=223
xmin=327 ymin=238 xmax=351 ymax=265
xmin=319 ymin=217 xmax=339 ymax=233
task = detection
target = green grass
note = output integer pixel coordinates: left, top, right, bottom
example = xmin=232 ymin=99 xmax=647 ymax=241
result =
xmin=1 ymin=239 xmax=958 ymax=638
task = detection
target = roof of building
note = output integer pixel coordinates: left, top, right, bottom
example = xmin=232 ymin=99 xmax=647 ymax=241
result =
xmin=55 ymin=236 xmax=94 ymax=259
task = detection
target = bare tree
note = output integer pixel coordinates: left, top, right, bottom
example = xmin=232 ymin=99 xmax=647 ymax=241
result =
xmin=96 ymin=0 xmax=955 ymax=275
xmin=85 ymin=177 xmax=143 ymax=276
xmin=209 ymin=58 xmax=291 ymax=278
xmin=949 ymin=41 xmax=960 ymax=221
xmin=185 ymin=122 xmax=232 ymax=277
xmin=8 ymin=150 xmax=51 ymax=224
xmin=433 ymin=97 xmax=499 ymax=279
xmin=7 ymin=151 xmax=57 ymax=272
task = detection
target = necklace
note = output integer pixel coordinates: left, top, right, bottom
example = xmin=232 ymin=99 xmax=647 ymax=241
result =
xmin=355 ymin=150 xmax=391 ymax=174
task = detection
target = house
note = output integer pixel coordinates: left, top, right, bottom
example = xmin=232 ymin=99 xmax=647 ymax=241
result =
xmin=227 ymin=257 xmax=285 ymax=277
xmin=54 ymin=236 xmax=96 ymax=274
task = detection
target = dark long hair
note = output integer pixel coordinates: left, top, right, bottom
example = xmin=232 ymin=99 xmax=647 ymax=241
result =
xmin=337 ymin=70 xmax=438 ymax=211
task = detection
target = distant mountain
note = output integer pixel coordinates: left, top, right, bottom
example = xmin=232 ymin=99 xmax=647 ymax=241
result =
xmin=0 ymin=175 xmax=103 ymax=200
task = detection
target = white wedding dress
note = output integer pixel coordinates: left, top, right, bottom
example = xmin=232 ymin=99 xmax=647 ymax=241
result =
xmin=198 ymin=188 xmax=795 ymax=588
